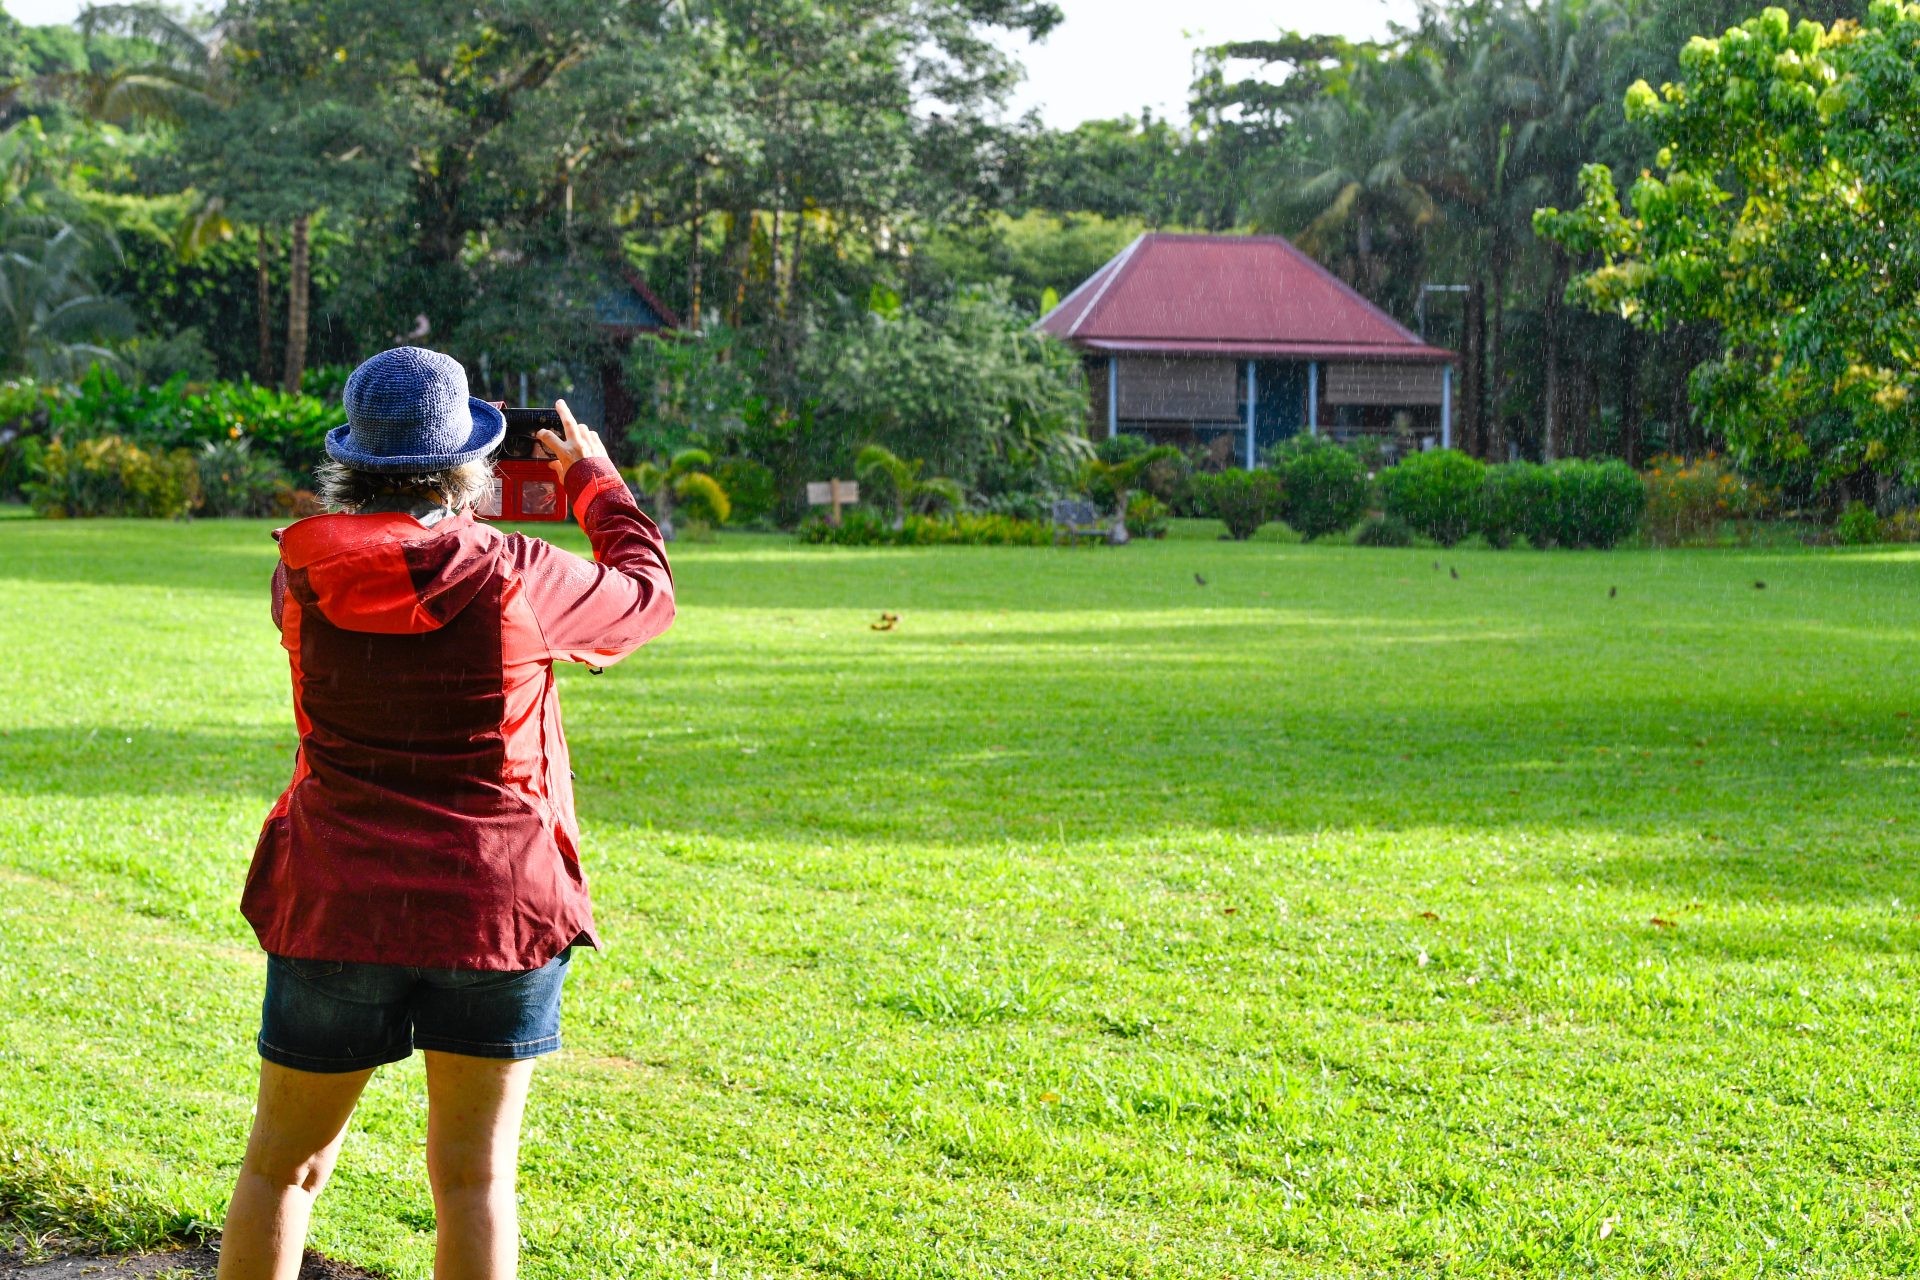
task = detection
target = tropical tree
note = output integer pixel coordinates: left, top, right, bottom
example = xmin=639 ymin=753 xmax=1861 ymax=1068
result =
xmin=1258 ymin=66 xmax=1435 ymax=307
xmin=626 ymin=447 xmax=719 ymax=536
xmin=0 ymin=127 xmax=133 ymax=379
xmin=855 ymin=443 xmax=964 ymax=529
xmin=1536 ymin=2 xmax=1920 ymax=500
xmin=1082 ymin=442 xmax=1178 ymax=540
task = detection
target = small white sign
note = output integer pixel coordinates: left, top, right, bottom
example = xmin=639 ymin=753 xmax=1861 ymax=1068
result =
xmin=807 ymin=480 xmax=859 ymax=505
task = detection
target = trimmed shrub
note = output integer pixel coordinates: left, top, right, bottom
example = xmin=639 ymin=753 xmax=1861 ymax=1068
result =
xmin=1548 ymin=459 xmax=1645 ymax=549
xmin=1836 ymin=500 xmax=1882 ymax=546
xmin=1377 ymin=449 xmax=1486 ymax=546
xmin=796 ymin=510 xmax=1057 ymax=547
xmin=1354 ymin=513 xmax=1414 ymax=546
xmin=1482 ymin=462 xmax=1554 ymax=549
xmin=674 ymin=470 xmax=732 ymax=525
xmin=1478 ymin=460 xmax=1643 ymax=549
xmin=1189 ymin=468 xmax=1283 ymax=540
xmin=27 ymin=435 xmax=199 ymax=518
xmin=1269 ymin=437 xmax=1367 ymax=540
xmin=1125 ymin=493 xmax=1170 ymax=539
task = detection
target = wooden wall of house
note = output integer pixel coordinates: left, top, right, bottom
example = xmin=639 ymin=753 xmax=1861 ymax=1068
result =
xmin=1324 ymin=363 xmax=1446 ymax=407
xmin=1116 ymin=357 xmax=1239 ymax=423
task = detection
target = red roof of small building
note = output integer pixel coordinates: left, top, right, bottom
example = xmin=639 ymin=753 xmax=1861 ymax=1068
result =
xmin=1037 ymin=233 xmax=1454 ymax=365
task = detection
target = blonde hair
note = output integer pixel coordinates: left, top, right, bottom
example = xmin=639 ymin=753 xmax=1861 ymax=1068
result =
xmin=314 ymin=459 xmax=494 ymax=514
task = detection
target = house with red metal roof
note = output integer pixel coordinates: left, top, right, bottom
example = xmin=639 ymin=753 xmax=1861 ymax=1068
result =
xmin=1036 ymin=233 xmax=1456 ymax=467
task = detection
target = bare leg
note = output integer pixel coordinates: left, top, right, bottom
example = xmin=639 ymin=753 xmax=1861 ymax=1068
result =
xmin=424 ymin=1051 xmax=537 ymax=1280
xmin=217 ymin=1061 xmax=374 ymax=1280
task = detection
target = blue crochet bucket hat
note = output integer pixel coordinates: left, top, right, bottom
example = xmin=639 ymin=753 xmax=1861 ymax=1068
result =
xmin=324 ymin=347 xmax=506 ymax=474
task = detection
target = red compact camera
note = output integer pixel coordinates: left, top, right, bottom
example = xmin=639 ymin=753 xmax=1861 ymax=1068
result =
xmin=475 ymin=407 xmax=567 ymax=523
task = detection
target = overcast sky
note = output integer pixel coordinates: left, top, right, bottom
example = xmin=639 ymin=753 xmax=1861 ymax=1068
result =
xmin=5 ymin=0 xmax=1424 ymax=129
xmin=1002 ymin=0 xmax=1423 ymax=127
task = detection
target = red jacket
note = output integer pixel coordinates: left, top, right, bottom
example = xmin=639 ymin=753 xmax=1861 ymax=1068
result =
xmin=242 ymin=459 xmax=674 ymax=970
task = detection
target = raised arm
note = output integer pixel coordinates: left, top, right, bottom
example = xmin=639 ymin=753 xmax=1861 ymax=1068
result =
xmin=508 ymin=402 xmax=675 ymax=664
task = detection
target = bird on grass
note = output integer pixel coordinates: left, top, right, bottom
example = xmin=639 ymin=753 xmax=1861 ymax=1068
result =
xmin=1194 ymin=573 xmax=1208 ymax=587
xmin=1449 ymin=566 xmax=1460 ymax=580
xmin=1753 ymin=580 xmax=1767 ymax=590
xmin=1609 ymin=586 xmax=1617 ymax=599
xmin=1432 ymin=561 xmax=1442 ymax=572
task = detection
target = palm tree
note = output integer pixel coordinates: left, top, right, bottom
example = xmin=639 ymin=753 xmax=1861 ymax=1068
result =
xmin=626 ymin=447 xmax=716 ymax=540
xmin=1260 ymin=68 xmax=1436 ymax=306
xmin=855 ymin=444 xmax=964 ymax=530
xmin=1083 ymin=444 xmax=1178 ymax=542
xmin=0 ymin=128 xmax=134 ymax=379
xmin=1502 ymin=0 xmax=1629 ymax=459
xmin=74 ymin=4 xmax=224 ymax=125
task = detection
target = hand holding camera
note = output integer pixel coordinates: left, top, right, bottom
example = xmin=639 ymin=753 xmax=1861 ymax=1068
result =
xmin=535 ymin=400 xmax=609 ymax=480
xmin=479 ymin=399 xmax=609 ymax=523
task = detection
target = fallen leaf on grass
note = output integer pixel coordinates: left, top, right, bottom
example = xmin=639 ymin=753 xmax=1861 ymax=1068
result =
xmin=1418 ymin=910 xmax=1439 ymax=920
xmin=1599 ymin=1214 xmax=1620 ymax=1240
xmin=1650 ymin=917 xmax=1676 ymax=929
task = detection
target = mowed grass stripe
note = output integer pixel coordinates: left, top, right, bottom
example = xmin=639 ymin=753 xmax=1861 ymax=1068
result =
xmin=2 ymin=519 xmax=1919 ymax=1276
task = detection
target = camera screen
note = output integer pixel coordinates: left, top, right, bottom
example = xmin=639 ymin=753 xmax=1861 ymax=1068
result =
xmin=475 ymin=478 xmax=504 ymax=519
xmin=519 ymin=479 xmax=559 ymax=516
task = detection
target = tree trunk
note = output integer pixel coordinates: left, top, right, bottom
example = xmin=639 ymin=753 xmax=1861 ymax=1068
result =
xmin=1542 ymin=266 xmax=1567 ymax=461
xmin=1486 ymin=251 xmax=1509 ymax=461
xmin=255 ymin=227 xmax=275 ymax=386
xmin=282 ymin=214 xmax=310 ymax=395
xmin=1462 ymin=279 xmax=1486 ymax=457
xmin=688 ymin=176 xmax=704 ymax=331
xmin=720 ymin=209 xmax=752 ymax=329
xmin=785 ymin=199 xmax=804 ymax=312
xmin=1618 ymin=326 xmax=1643 ymax=466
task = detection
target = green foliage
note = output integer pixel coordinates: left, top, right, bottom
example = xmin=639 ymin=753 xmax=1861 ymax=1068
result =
xmin=1641 ymin=454 xmax=1771 ymax=546
xmin=26 ymin=434 xmax=197 ymax=517
xmin=1376 ymin=449 xmax=1486 ymax=546
xmin=1481 ymin=461 xmax=1554 ymax=549
xmin=796 ymin=509 xmax=1057 ymax=547
xmin=1537 ymin=4 xmax=1920 ymax=490
xmin=1094 ymin=433 xmax=1152 ymax=466
xmin=45 ymin=366 xmax=336 ymax=474
xmin=855 ymin=443 xmax=965 ymax=528
xmin=628 ymin=327 xmax=766 ymax=452
xmin=1549 ymin=459 xmax=1646 ymax=549
xmin=1188 ymin=467 xmax=1283 ymax=541
xmin=1082 ymin=441 xmax=1179 ymax=521
xmin=1835 ymin=501 xmax=1883 ymax=547
xmin=1353 ymin=512 xmax=1414 ymax=547
xmin=673 ymin=471 xmax=732 ymax=526
xmin=194 ymin=436 xmax=290 ymax=518
xmin=1490 ymin=459 xmax=1646 ymax=550
xmin=802 ymin=287 xmax=1091 ymax=483
xmin=712 ymin=457 xmax=778 ymax=525
xmin=918 ymin=211 xmax=1153 ymax=312
xmin=1123 ymin=493 xmax=1170 ymax=539
xmin=1269 ymin=437 xmax=1367 ymax=540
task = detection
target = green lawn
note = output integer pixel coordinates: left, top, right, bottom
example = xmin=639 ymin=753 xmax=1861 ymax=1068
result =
xmin=2 ymin=517 xmax=1918 ymax=1278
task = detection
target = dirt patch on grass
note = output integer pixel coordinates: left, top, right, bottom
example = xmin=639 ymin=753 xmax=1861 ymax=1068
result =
xmin=0 ymin=1239 xmax=377 ymax=1279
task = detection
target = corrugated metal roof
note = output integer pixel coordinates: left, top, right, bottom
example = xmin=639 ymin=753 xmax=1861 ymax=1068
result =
xmin=1036 ymin=233 xmax=1454 ymax=364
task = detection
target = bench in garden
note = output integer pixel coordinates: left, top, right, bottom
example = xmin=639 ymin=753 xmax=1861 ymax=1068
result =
xmin=1051 ymin=499 xmax=1106 ymax=545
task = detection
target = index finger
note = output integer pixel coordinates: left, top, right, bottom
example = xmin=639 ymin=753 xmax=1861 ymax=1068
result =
xmin=555 ymin=398 xmax=581 ymax=440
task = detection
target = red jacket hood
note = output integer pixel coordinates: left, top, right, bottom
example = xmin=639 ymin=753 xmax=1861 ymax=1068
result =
xmin=278 ymin=511 xmax=496 ymax=636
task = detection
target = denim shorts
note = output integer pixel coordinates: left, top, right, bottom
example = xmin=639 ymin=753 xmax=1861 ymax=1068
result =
xmin=257 ymin=948 xmax=573 ymax=1073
